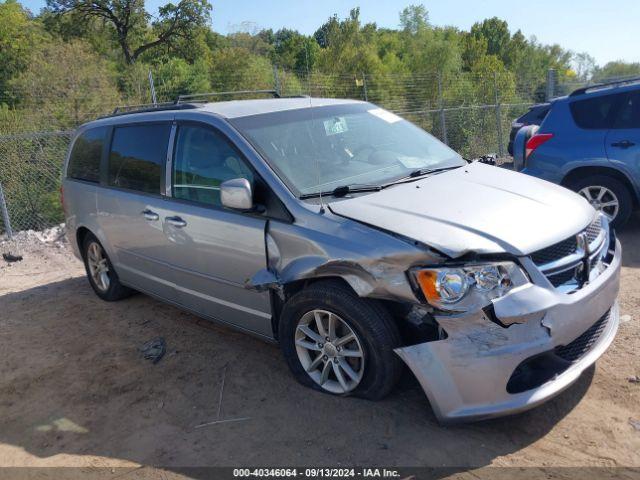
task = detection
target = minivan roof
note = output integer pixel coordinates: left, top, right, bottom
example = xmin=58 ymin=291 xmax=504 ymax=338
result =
xmin=81 ymin=97 xmax=366 ymax=131
xmin=200 ymin=97 xmax=365 ymax=118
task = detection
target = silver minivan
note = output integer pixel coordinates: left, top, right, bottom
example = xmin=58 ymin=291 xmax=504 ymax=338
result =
xmin=62 ymin=97 xmax=621 ymax=423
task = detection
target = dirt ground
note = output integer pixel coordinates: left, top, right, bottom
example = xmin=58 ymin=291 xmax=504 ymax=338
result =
xmin=0 ymin=216 xmax=639 ymax=478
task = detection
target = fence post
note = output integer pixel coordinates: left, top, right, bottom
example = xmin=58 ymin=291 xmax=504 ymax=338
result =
xmin=494 ymin=72 xmax=505 ymax=158
xmin=546 ymin=68 xmax=556 ymax=101
xmin=0 ymin=181 xmax=13 ymax=239
xmin=362 ymin=73 xmax=368 ymax=101
xmin=148 ymin=70 xmax=157 ymax=105
xmin=437 ymin=73 xmax=448 ymax=145
xmin=273 ymin=65 xmax=281 ymax=97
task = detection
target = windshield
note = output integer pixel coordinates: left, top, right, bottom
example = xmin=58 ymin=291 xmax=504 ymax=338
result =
xmin=231 ymin=103 xmax=464 ymax=197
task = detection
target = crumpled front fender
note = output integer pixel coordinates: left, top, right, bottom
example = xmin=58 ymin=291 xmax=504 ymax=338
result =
xmin=395 ymin=239 xmax=621 ymax=423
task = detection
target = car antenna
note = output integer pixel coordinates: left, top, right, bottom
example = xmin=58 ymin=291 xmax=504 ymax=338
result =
xmin=310 ymin=95 xmax=325 ymax=214
xmin=303 ymin=44 xmax=325 ymax=214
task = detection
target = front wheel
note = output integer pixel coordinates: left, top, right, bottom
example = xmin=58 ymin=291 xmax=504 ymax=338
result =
xmin=567 ymin=174 xmax=633 ymax=228
xmin=279 ymin=280 xmax=403 ymax=400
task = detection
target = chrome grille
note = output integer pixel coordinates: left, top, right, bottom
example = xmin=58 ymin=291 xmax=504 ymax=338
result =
xmin=530 ymin=215 xmax=609 ymax=293
xmin=585 ymin=221 xmax=601 ymax=244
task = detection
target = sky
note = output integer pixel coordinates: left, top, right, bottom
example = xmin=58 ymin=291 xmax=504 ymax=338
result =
xmin=18 ymin=0 xmax=640 ymax=66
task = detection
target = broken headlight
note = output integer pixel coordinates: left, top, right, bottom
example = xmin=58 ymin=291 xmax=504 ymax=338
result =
xmin=413 ymin=262 xmax=529 ymax=312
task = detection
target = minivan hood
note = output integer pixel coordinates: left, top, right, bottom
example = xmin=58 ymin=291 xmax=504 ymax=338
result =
xmin=329 ymin=162 xmax=595 ymax=258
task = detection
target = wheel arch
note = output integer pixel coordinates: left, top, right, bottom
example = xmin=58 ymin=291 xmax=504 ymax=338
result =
xmin=76 ymin=226 xmax=92 ymax=258
xmin=271 ymin=276 xmax=361 ymax=339
xmin=561 ymin=166 xmax=639 ymax=207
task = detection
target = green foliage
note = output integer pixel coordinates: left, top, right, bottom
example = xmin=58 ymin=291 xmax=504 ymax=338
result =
xmin=470 ymin=17 xmax=510 ymax=62
xmin=9 ymin=40 xmax=121 ymax=128
xmin=209 ymin=47 xmax=274 ymax=92
xmin=593 ymin=61 xmax=640 ymax=82
xmin=153 ymin=57 xmax=211 ymax=101
xmin=45 ymin=0 xmax=212 ymax=64
xmin=0 ymin=0 xmax=46 ymax=102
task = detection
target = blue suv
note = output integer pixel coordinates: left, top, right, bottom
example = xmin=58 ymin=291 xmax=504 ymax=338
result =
xmin=514 ymin=79 xmax=640 ymax=228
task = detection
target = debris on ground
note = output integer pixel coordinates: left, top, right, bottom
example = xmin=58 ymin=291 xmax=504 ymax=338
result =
xmin=140 ymin=337 xmax=166 ymax=364
xmin=628 ymin=375 xmax=640 ymax=384
xmin=194 ymin=417 xmax=251 ymax=428
xmin=2 ymin=253 xmax=23 ymax=263
xmin=0 ymin=224 xmax=68 ymax=250
xmin=629 ymin=418 xmax=640 ymax=431
xmin=620 ymin=314 xmax=632 ymax=324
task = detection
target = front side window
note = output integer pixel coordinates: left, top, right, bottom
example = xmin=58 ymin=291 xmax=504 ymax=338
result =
xmin=67 ymin=127 xmax=107 ymax=182
xmin=231 ymin=103 xmax=464 ymax=197
xmin=108 ymin=124 xmax=171 ymax=194
xmin=172 ymin=124 xmax=254 ymax=206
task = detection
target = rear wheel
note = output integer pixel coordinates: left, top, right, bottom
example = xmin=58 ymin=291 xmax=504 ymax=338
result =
xmin=279 ymin=280 xmax=403 ymax=400
xmin=82 ymin=233 xmax=133 ymax=301
xmin=567 ymin=174 xmax=633 ymax=228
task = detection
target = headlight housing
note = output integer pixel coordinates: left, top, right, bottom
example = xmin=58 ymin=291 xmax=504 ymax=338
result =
xmin=413 ymin=262 xmax=529 ymax=312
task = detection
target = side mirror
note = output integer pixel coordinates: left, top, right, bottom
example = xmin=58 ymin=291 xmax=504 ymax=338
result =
xmin=220 ymin=178 xmax=253 ymax=210
xmin=513 ymin=124 xmax=539 ymax=172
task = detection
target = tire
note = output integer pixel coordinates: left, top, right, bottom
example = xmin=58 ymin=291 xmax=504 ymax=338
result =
xmin=566 ymin=174 xmax=633 ymax=229
xmin=279 ymin=280 xmax=403 ymax=400
xmin=82 ymin=232 xmax=133 ymax=301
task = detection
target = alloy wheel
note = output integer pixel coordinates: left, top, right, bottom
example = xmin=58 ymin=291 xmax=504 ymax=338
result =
xmin=295 ymin=309 xmax=365 ymax=394
xmin=578 ymin=185 xmax=619 ymax=221
xmin=87 ymin=242 xmax=111 ymax=292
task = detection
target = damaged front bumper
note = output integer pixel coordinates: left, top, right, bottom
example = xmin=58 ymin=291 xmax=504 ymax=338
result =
xmin=394 ymin=239 xmax=621 ymax=424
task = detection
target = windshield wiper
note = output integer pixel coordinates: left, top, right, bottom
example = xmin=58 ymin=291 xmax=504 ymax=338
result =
xmin=299 ymin=184 xmax=383 ymax=200
xmin=385 ymin=165 xmax=462 ymax=186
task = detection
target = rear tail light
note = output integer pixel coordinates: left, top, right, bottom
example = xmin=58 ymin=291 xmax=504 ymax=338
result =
xmin=525 ymin=133 xmax=554 ymax=159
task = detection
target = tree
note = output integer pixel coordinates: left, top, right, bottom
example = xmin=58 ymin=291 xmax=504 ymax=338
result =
xmin=153 ymin=57 xmax=210 ymax=100
xmin=313 ymin=14 xmax=339 ymax=48
xmin=10 ymin=40 xmax=120 ymax=127
xmin=314 ymin=8 xmax=387 ymax=75
xmin=45 ymin=0 xmax=212 ymax=64
xmin=593 ymin=61 xmax=640 ymax=82
xmin=399 ymin=4 xmax=429 ymax=34
xmin=470 ymin=17 xmax=510 ymax=61
xmin=0 ymin=0 xmax=44 ymax=102
xmin=573 ymin=52 xmax=596 ymax=82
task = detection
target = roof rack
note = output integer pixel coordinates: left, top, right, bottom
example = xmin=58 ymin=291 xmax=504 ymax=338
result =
xmin=109 ymin=102 xmax=198 ymax=116
xmin=176 ymin=89 xmax=280 ymax=104
xmin=100 ymin=89 xmax=284 ymax=119
xmin=569 ymin=76 xmax=640 ymax=97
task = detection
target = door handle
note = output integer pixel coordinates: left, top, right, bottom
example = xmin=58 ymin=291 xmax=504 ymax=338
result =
xmin=142 ymin=209 xmax=159 ymax=221
xmin=611 ymin=140 xmax=635 ymax=149
xmin=166 ymin=216 xmax=187 ymax=228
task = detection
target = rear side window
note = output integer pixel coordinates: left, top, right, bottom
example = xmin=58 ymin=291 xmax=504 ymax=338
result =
xmin=108 ymin=124 xmax=171 ymax=194
xmin=614 ymin=92 xmax=640 ymax=129
xmin=67 ymin=127 xmax=107 ymax=182
xmin=518 ymin=105 xmax=549 ymax=125
xmin=569 ymin=93 xmax=626 ymax=129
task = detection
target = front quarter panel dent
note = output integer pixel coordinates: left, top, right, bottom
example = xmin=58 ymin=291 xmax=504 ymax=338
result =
xmin=244 ymin=218 xmax=444 ymax=304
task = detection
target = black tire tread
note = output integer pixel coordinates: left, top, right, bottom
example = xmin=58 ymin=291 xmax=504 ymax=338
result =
xmin=279 ymin=279 xmax=403 ymax=400
xmin=82 ymin=232 xmax=133 ymax=302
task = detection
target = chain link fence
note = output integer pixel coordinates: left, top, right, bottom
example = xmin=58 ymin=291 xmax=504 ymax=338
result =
xmin=0 ymin=131 xmax=71 ymax=235
xmin=0 ymin=67 xmax=578 ymax=236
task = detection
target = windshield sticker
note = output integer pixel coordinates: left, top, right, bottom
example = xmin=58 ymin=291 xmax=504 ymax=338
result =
xmin=368 ymin=108 xmax=402 ymax=123
xmin=323 ymin=117 xmax=348 ymax=136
